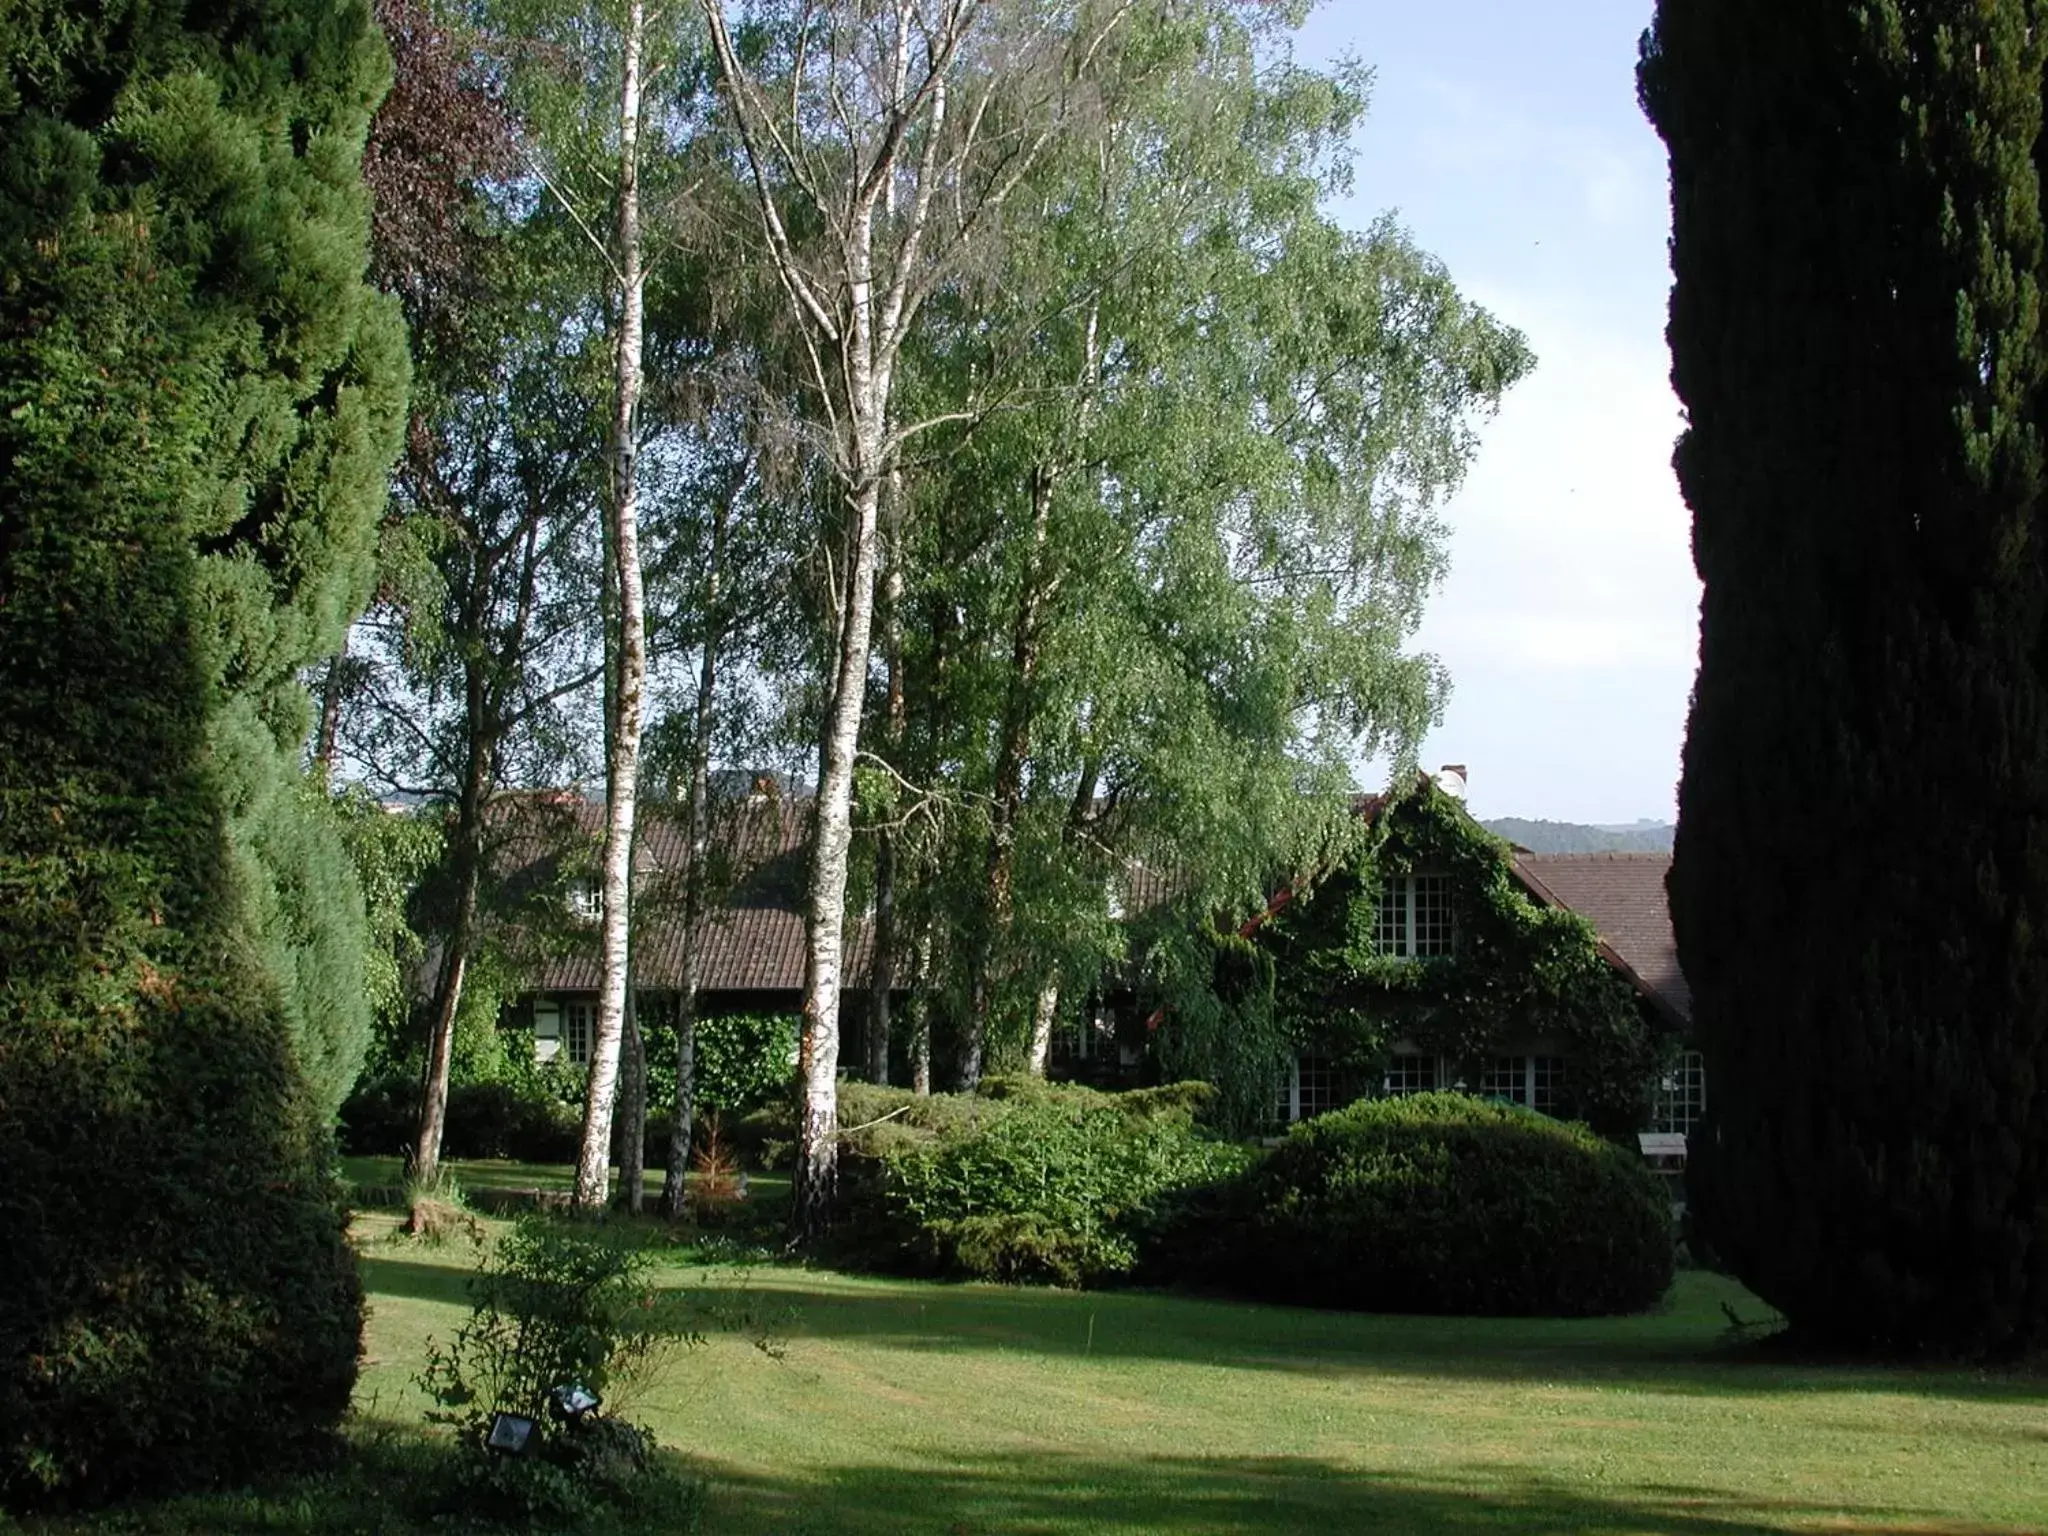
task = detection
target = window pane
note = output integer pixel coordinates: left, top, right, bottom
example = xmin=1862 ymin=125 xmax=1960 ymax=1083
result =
xmin=1298 ymin=1055 xmax=1338 ymax=1120
xmin=1382 ymin=1053 xmax=1436 ymax=1096
xmin=1531 ymin=1055 xmax=1566 ymax=1115
xmin=564 ymin=1001 xmax=595 ymax=1067
xmin=1372 ymin=877 xmax=1409 ymax=957
xmin=1478 ymin=1055 xmax=1526 ymax=1104
xmin=1654 ymin=1049 xmax=1706 ymax=1134
xmin=1412 ymin=873 xmax=1455 ymax=956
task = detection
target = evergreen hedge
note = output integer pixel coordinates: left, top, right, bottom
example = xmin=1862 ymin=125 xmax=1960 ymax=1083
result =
xmin=0 ymin=787 xmax=367 ymax=1508
xmin=1212 ymin=1093 xmax=1673 ymax=1317
xmin=0 ymin=0 xmax=403 ymax=1503
xmin=1643 ymin=0 xmax=2048 ymax=1352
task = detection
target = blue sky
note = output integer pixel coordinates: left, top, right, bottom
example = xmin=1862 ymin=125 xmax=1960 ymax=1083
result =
xmin=1296 ymin=0 xmax=1696 ymax=825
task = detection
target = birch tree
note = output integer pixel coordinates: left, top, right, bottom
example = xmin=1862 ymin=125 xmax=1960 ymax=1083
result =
xmin=482 ymin=0 xmax=676 ymax=1209
xmin=696 ymin=0 xmax=1138 ymax=1231
xmin=876 ymin=5 xmax=1531 ymax=1098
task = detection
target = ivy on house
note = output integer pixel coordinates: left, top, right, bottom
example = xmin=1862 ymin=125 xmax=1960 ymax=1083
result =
xmin=1257 ymin=781 xmax=1671 ymax=1139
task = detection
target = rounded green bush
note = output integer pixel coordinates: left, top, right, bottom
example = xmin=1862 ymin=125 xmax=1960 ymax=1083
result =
xmin=854 ymin=1078 xmax=1247 ymax=1287
xmin=1236 ymin=1092 xmax=1673 ymax=1316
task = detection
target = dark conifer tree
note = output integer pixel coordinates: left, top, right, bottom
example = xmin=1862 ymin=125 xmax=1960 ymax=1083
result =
xmin=0 ymin=0 xmax=405 ymax=1503
xmin=1643 ymin=0 xmax=2048 ymax=1354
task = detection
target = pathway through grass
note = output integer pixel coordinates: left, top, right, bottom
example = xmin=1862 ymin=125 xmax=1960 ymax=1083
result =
xmin=353 ymin=1214 xmax=2048 ymax=1534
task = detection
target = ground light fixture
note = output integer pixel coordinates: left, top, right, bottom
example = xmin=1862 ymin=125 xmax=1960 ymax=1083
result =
xmin=549 ymin=1382 xmax=601 ymax=1423
xmin=485 ymin=1412 xmax=537 ymax=1456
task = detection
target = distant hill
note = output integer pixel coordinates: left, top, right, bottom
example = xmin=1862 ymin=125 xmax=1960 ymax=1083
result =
xmin=1482 ymin=817 xmax=1675 ymax=855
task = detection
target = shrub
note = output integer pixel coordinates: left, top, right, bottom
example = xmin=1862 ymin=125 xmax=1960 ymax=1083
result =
xmin=418 ymin=1216 xmax=697 ymax=1524
xmin=682 ymin=1011 xmax=800 ymax=1116
xmin=853 ymin=1078 xmax=1249 ymax=1286
xmin=417 ymin=1212 xmax=704 ymax=1531
xmin=339 ymin=1076 xmax=581 ymax=1164
xmin=0 ymin=899 xmax=364 ymax=1509
xmin=1219 ymin=1092 xmax=1673 ymax=1317
xmin=684 ymin=1115 xmax=749 ymax=1227
xmin=420 ymin=1216 xmax=683 ymax=1436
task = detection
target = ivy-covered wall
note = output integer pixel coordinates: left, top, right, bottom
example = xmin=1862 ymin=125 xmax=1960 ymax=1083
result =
xmin=1153 ymin=780 xmax=1674 ymax=1139
xmin=1265 ymin=782 xmax=1673 ymax=1138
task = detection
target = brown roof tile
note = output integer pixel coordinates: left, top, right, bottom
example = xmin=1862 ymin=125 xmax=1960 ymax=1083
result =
xmin=512 ymin=794 xmax=873 ymax=998
xmin=1510 ymin=852 xmax=1691 ymax=1026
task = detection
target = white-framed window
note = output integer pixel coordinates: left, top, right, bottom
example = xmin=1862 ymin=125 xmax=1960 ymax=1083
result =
xmin=1373 ymin=873 xmax=1456 ymax=959
xmin=567 ymin=876 xmax=602 ymax=923
xmin=1381 ymin=1053 xmax=1441 ymax=1096
xmin=1053 ymin=1009 xmax=1116 ymax=1068
xmin=1275 ymin=1052 xmax=1343 ymax=1124
xmin=1051 ymin=1021 xmax=1083 ymax=1066
xmin=1654 ymin=1050 xmax=1706 ymax=1135
xmin=1474 ymin=1054 xmax=1569 ymax=1112
xmin=562 ymin=1000 xmax=595 ymax=1067
xmin=1478 ymin=1056 xmax=1525 ymax=1102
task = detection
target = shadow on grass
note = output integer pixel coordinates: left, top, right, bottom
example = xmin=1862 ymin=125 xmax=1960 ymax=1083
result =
xmin=358 ymin=1253 xmax=479 ymax=1310
xmin=701 ymin=1450 xmax=2020 ymax=1536
xmin=670 ymin=1273 xmax=2048 ymax=1405
xmin=355 ymin=1255 xmax=2046 ymax=1406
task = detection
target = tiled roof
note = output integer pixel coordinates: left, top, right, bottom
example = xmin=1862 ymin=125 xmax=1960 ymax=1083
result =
xmin=1509 ymin=852 xmax=1690 ymax=1026
xmin=511 ymin=794 xmax=872 ymax=997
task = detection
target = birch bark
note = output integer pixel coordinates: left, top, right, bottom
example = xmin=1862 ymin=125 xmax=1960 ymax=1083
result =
xmin=697 ymin=0 xmax=1123 ymax=1230
xmin=573 ymin=0 xmax=648 ymax=1210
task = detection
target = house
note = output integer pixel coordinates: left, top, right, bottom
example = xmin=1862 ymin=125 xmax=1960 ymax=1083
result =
xmin=1510 ymin=850 xmax=1701 ymax=1140
xmin=493 ymin=767 xmax=1702 ymax=1153
xmin=495 ymin=783 xmax=879 ymax=1066
xmin=1247 ymin=771 xmax=1701 ymax=1143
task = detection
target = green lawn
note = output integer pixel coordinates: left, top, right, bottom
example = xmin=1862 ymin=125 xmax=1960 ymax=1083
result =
xmin=347 ymin=1212 xmax=2048 ymax=1535
xmin=341 ymin=1154 xmax=669 ymax=1197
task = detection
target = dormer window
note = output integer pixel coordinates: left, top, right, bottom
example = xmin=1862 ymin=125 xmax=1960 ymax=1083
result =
xmin=1373 ymin=872 xmax=1455 ymax=958
xmin=568 ymin=876 xmax=602 ymax=923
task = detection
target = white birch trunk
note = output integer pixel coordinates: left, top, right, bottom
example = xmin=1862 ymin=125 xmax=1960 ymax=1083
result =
xmin=1026 ymin=983 xmax=1060 ymax=1077
xmin=574 ymin=0 xmax=648 ymax=1210
xmin=794 ymin=447 xmax=884 ymax=1233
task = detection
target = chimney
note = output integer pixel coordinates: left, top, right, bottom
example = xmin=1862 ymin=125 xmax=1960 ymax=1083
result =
xmin=1436 ymin=764 xmax=1468 ymax=800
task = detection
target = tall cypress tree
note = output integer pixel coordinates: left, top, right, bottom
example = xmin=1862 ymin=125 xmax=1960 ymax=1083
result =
xmin=1643 ymin=1 xmax=2048 ymax=1355
xmin=0 ymin=0 xmax=405 ymax=1503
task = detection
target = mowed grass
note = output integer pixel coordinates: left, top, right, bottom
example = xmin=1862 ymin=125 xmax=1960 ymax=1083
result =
xmin=352 ymin=1211 xmax=2048 ymax=1535
xmin=340 ymin=1153 xmax=667 ymax=1196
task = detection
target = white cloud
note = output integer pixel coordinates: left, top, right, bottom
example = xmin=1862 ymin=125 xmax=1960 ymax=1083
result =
xmin=1380 ymin=292 xmax=1702 ymax=822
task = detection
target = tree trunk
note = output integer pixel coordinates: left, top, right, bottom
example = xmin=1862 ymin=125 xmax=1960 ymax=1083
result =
xmin=575 ymin=0 xmax=648 ymax=1211
xmin=414 ymin=726 xmax=491 ymax=1186
xmin=793 ymin=466 xmax=882 ymax=1234
xmin=661 ymin=983 xmax=699 ymax=1219
xmin=960 ymin=466 xmax=1055 ymax=1088
xmin=314 ymin=639 xmax=347 ymax=782
xmin=866 ymin=478 xmax=907 ymax=1086
xmin=1023 ymin=760 xmax=1097 ymax=1080
xmin=1026 ymin=983 xmax=1059 ymax=1076
xmin=867 ymin=831 xmax=897 ymax=1085
xmin=908 ymin=924 xmax=933 ymax=1096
